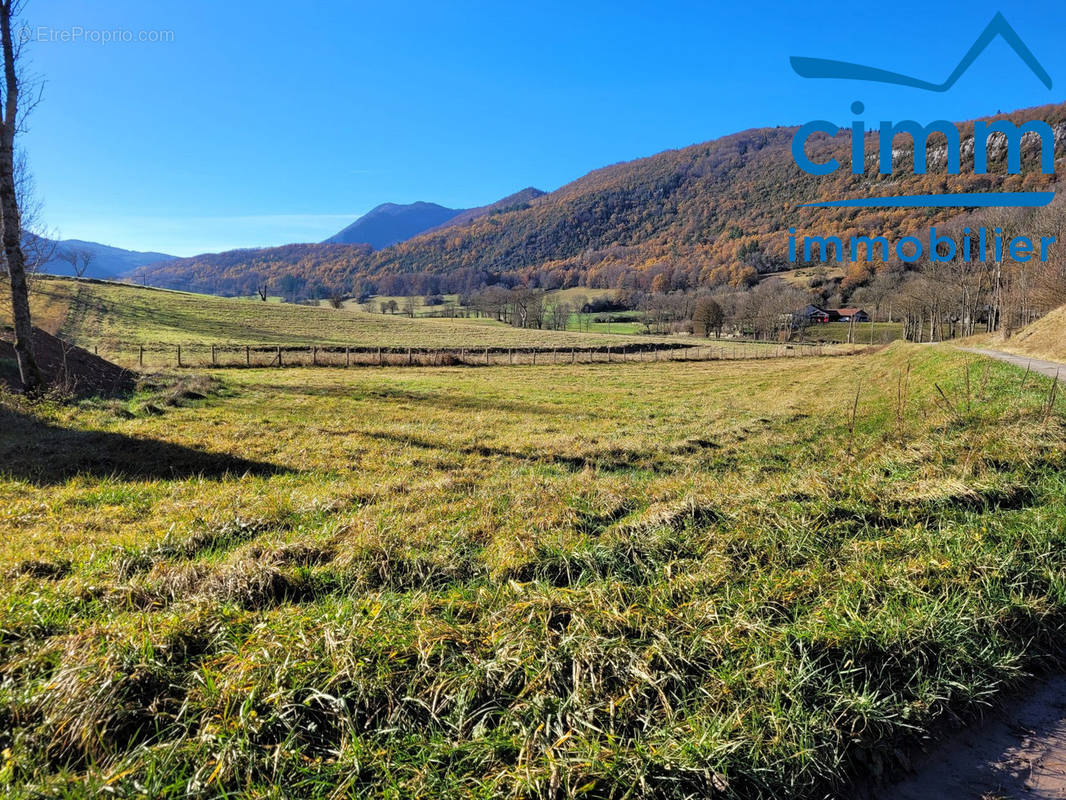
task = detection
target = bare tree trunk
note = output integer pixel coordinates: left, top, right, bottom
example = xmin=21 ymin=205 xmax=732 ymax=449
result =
xmin=989 ymin=261 xmax=1003 ymax=334
xmin=0 ymin=0 xmax=41 ymax=392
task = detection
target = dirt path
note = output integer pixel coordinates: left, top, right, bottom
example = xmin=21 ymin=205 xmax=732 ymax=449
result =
xmin=957 ymin=347 xmax=1066 ymax=381
xmin=870 ymin=676 xmax=1066 ymax=799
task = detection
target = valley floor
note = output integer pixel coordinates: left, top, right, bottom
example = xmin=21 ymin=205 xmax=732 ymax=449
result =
xmin=23 ymin=277 xmax=693 ymax=351
xmin=1 ymin=345 xmax=1065 ymax=798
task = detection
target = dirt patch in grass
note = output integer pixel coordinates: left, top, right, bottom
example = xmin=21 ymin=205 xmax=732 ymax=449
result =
xmin=870 ymin=674 xmax=1066 ymax=799
xmin=0 ymin=326 xmax=134 ymax=398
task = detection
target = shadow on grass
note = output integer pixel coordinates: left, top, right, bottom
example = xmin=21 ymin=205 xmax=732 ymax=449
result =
xmin=0 ymin=406 xmax=290 ymax=485
xmin=362 ymin=429 xmax=669 ymax=474
xmin=251 ymin=382 xmax=566 ymax=417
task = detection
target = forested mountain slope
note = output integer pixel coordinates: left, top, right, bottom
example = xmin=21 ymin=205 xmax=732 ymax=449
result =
xmin=140 ymin=103 xmax=1066 ymax=298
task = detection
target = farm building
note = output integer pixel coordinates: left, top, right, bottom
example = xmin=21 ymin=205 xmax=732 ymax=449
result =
xmin=834 ymin=308 xmax=871 ymax=323
xmin=794 ymin=305 xmax=832 ymax=324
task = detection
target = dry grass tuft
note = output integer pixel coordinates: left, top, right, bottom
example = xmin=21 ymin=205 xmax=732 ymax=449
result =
xmin=6 ymin=559 xmax=72 ymax=580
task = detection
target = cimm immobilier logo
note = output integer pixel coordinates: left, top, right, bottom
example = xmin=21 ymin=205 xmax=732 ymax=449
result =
xmin=787 ymin=11 xmax=1057 ymax=267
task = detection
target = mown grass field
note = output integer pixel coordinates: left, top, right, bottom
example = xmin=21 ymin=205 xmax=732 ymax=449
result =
xmin=18 ymin=278 xmax=694 ymax=353
xmin=352 ymin=288 xmax=617 ymax=319
xmin=351 ymin=291 xmax=644 ymax=336
xmin=798 ymin=322 xmax=904 ymax=345
xmin=569 ymin=312 xmax=646 ymax=336
xmin=761 ymin=266 xmax=847 ymax=290
xmin=1 ymin=344 xmax=1065 ymax=798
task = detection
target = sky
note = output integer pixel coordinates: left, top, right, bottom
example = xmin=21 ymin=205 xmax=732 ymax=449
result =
xmin=18 ymin=0 xmax=1066 ymax=257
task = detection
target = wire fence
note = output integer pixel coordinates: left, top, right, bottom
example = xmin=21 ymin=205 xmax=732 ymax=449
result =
xmin=84 ymin=340 xmax=856 ymax=370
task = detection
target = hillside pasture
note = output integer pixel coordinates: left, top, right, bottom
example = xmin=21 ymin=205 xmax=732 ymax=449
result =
xmin=18 ymin=278 xmax=690 ymax=351
xmin=799 ymin=321 xmax=904 ymax=345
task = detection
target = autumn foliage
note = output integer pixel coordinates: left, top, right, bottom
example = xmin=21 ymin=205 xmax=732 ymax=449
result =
xmin=140 ymin=103 xmax=1066 ymax=300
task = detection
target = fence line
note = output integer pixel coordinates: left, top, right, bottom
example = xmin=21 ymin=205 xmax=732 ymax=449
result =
xmin=84 ymin=340 xmax=855 ymax=370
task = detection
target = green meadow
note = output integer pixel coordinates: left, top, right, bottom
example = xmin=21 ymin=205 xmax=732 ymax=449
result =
xmin=2 ymin=343 xmax=1065 ymax=797
xmin=27 ymin=278 xmax=681 ymax=351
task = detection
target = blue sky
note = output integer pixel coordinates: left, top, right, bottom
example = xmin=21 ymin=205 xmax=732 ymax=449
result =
xmin=19 ymin=0 xmax=1066 ymax=256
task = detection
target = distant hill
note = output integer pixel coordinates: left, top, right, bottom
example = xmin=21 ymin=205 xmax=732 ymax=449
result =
xmin=36 ymin=238 xmax=176 ymax=280
xmin=137 ymin=242 xmax=373 ymax=298
xmin=323 ymin=201 xmax=463 ymax=247
xmin=141 ymin=102 xmax=1066 ymax=298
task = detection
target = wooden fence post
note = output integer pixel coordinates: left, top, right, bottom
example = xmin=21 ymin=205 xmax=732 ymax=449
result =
xmin=312 ymin=346 xmax=317 ymax=366
xmin=246 ymin=345 xmax=250 ymax=366
xmin=571 ymin=347 xmax=575 ymax=364
xmin=509 ymin=348 xmax=513 ymax=365
xmin=277 ymin=346 xmax=282 ymax=366
xmin=532 ymin=350 xmax=536 ymax=365
xmin=377 ymin=347 xmax=382 ymax=366
xmin=407 ymin=348 xmax=412 ymax=366
xmin=211 ymin=345 xmax=217 ymax=366
xmin=484 ymin=347 xmax=489 ymax=365
xmin=138 ymin=345 xmax=144 ymax=367
xmin=177 ymin=345 xmax=182 ymax=368
xmin=345 ymin=347 xmax=350 ymax=367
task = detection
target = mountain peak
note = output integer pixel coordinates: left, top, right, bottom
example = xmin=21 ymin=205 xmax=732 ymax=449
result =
xmin=367 ymin=201 xmax=451 ymax=215
xmin=324 ymin=201 xmax=464 ymax=247
xmin=323 ymin=189 xmax=547 ymax=249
